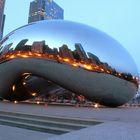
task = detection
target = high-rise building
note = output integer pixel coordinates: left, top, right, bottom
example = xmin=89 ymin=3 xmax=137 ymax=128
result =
xmin=59 ymin=44 xmax=74 ymax=59
xmin=87 ymin=52 xmax=100 ymax=64
xmin=31 ymin=40 xmax=45 ymax=53
xmin=28 ymin=0 xmax=64 ymax=23
xmin=75 ymin=43 xmax=88 ymax=62
xmin=0 ymin=0 xmax=5 ymax=40
xmin=15 ymin=39 xmax=29 ymax=51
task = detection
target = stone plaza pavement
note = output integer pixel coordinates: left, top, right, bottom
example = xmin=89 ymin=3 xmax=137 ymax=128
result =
xmin=0 ymin=124 xmax=55 ymax=140
xmin=46 ymin=122 xmax=140 ymax=140
xmin=0 ymin=102 xmax=140 ymax=140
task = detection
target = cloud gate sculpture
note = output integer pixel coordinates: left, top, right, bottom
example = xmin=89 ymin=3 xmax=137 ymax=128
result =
xmin=0 ymin=20 xmax=139 ymax=107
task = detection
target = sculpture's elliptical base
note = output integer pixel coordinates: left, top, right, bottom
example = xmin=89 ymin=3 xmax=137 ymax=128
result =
xmin=0 ymin=58 xmax=137 ymax=107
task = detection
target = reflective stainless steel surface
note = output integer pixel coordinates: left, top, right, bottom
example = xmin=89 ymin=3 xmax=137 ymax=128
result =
xmin=0 ymin=20 xmax=139 ymax=107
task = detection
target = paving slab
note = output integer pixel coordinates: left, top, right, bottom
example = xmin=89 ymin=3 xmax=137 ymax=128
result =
xmin=0 ymin=102 xmax=140 ymax=140
xmin=46 ymin=122 xmax=140 ymax=140
xmin=0 ymin=125 xmax=55 ymax=140
xmin=0 ymin=102 xmax=140 ymax=123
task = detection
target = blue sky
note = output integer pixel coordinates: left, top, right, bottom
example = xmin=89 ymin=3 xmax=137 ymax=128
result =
xmin=3 ymin=0 xmax=140 ymax=73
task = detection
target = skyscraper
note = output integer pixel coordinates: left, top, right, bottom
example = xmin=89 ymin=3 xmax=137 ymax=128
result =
xmin=28 ymin=0 xmax=64 ymax=23
xmin=75 ymin=43 xmax=88 ymax=62
xmin=0 ymin=0 xmax=5 ymax=40
xmin=59 ymin=44 xmax=74 ymax=59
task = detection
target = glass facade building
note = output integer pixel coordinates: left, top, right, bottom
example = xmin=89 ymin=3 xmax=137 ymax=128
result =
xmin=0 ymin=0 xmax=5 ymax=40
xmin=28 ymin=0 xmax=64 ymax=23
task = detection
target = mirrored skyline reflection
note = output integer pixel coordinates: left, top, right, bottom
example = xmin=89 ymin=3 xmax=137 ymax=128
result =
xmin=0 ymin=20 xmax=139 ymax=83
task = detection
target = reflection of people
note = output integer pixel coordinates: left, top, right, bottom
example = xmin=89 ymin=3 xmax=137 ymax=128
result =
xmin=45 ymin=102 xmax=48 ymax=108
xmin=76 ymin=95 xmax=85 ymax=107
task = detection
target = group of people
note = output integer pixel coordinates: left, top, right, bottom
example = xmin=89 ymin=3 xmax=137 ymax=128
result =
xmin=35 ymin=93 xmax=89 ymax=106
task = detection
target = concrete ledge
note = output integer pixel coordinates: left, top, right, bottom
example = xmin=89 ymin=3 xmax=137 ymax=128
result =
xmin=46 ymin=122 xmax=140 ymax=140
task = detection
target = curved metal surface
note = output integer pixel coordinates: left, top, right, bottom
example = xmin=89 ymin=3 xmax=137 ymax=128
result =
xmin=0 ymin=20 xmax=139 ymax=107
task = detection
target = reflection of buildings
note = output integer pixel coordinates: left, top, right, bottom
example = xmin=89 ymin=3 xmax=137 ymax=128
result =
xmin=15 ymin=39 xmax=29 ymax=51
xmin=87 ymin=52 xmax=100 ymax=64
xmin=0 ymin=39 xmax=138 ymax=86
xmin=28 ymin=0 xmax=64 ymax=23
xmin=59 ymin=44 xmax=74 ymax=59
xmin=31 ymin=41 xmax=45 ymax=53
xmin=74 ymin=43 xmax=88 ymax=62
xmin=0 ymin=0 xmax=5 ymax=40
xmin=1 ymin=43 xmax=13 ymax=56
xmin=44 ymin=44 xmax=54 ymax=54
